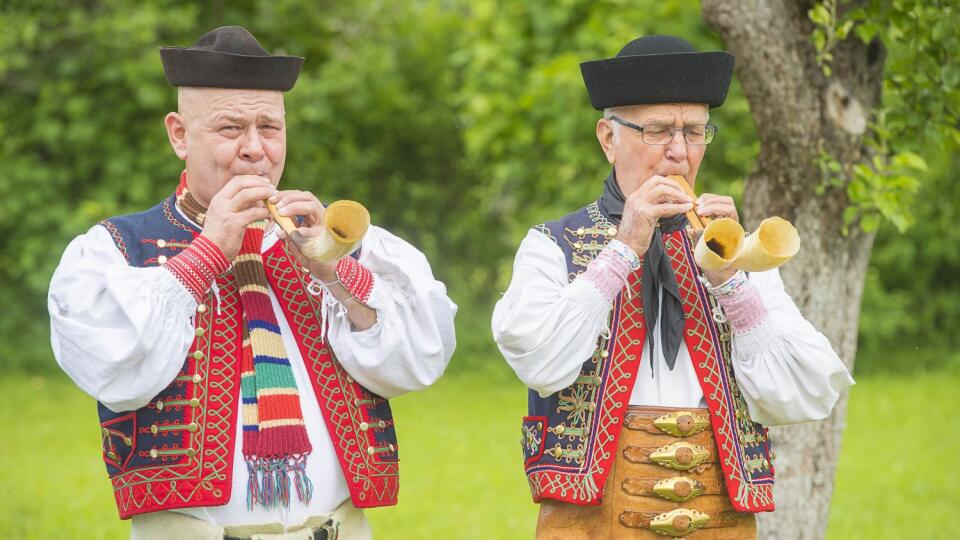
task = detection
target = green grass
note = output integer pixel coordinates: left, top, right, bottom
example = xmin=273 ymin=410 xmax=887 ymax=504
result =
xmin=1 ymin=366 xmax=957 ymax=538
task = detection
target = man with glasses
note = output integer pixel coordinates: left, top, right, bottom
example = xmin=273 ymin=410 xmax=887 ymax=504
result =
xmin=492 ymin=35 xmax=852 ymax=538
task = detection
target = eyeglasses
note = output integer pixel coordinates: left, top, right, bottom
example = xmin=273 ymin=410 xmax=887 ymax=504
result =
xmin=609 ymin=116 xmax=718 ymax=145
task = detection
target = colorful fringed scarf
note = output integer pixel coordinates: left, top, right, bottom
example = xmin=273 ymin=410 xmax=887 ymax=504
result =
xmin=176 ymin=174 xmax=313 ymax=509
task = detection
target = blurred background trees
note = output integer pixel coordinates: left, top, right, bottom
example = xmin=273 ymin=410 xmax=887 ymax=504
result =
xmin=1 ymin=0 xmax=956 ymax=376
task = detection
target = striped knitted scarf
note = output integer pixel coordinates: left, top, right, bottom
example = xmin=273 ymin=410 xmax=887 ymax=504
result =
xmin=176 ymin=175 xmax=313 ymax=510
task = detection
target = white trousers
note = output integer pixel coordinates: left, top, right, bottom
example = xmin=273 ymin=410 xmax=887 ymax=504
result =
xmin=130 ymin=499 xmax=371 ymax=540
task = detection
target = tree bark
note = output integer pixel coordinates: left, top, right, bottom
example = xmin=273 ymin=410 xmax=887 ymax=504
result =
xmin=700 ymin=1 xmax=885 ymax=538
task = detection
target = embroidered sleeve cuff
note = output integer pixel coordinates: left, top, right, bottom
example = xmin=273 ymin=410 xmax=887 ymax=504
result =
xmin=580 ymin=245 xmax=636 ymax=303
xmin=717 ymin=279 xmax=769 ymax=334
xmin=336 ymin=256 xmax=375 ymax=303
xmin=163 ymin=234 xmax=230 ymax=303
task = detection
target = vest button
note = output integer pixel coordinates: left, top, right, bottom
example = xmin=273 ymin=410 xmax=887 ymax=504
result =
xmin=194 ymin=327 xmax=204 ymax=337
xmin=157 ymin=255 xmax=168 ymax=265
xmin=107 ymin=451 xmax=117 ymax=460
xmin=187 ymin=423 xmax=199 ymax=433
xmin=186 ymin=448 xmax=196 ymax=458
xmin=359 ymin=422 xmax=369 ymax=432
xmin=149 ymin=448 xmax=159 ymax=459
xmin=157 ymin=239 xmax=167 ymax=248
xmin=378 ymin=420 xmax=386 ymax=429
xmin=197 ymin=304 xmax=208 ymax=314
xmin=192 ymin=351 xmax=204 ymax=361
xmin=189 ymin=398 xmax=200 ymax=408
xmin=150 ymin=424 xmax=159 ymax=435
xmin=155 ymin=400 xmax=164 ymax=411
xmin=192 ymin=373 xmax=202 ymax=383
xmin=366 ymin=446 xmax=375 ymax=456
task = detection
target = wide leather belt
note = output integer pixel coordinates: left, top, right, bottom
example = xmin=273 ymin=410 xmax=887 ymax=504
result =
xmin=536 ymin=406 xmax=757 ymax=539
xmin=619 ymin=508 xmax=748 ymax=536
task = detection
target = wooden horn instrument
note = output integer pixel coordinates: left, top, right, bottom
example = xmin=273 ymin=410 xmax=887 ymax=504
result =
xmin=667 ymin=175 xmax=800 ymax=272
xmin=267 ymin=199 xmax=370 ymax=263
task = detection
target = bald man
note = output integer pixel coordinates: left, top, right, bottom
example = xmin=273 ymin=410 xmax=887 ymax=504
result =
xmin=48 ymin=26 xmax=456 ymax=539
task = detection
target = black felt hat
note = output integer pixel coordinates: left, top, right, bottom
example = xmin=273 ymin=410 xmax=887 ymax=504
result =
xmin=160 ymin=26 xmax=303 ymax=91
xmin=580 ymin=35 xmax=734 ymax=110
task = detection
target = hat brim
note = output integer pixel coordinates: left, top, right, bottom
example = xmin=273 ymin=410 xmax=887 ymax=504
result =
xmin=160 ymin=48 xmax=304 ymax=92
xmin=580 ymin=51 xmax=734 ymax=110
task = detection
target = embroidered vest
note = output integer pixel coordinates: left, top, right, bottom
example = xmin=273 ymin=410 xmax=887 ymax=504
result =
xmin=520 ymin=201 xmax=775 ymax=513
xmin=96 ymin=194 xmax=398 ymax=519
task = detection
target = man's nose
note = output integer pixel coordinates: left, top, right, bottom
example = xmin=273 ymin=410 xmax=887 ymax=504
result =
xmin=664 ymin=128 xmax=688 ymax=161
xmin=239 ymin=126 xmax=265 ymax=162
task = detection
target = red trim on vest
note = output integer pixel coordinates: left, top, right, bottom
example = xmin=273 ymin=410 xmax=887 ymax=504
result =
xmin=107 ymin=236 xmax=398 ymax=518
xmin=525 ymin=232 xmax=775 ymax=513
xmin=110 ymin=274 xmax=243 ymax=519
xmin=526 ymin=269 xmax=647 ymax=506
xmin=263 ymin=243 xmax=399 ymax=508
xmin=664 ymin=231 xmax=775 ymax=512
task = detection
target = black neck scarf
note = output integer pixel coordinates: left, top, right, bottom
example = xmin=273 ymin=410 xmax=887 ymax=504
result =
xmin=598 ymin=169 xmax=686 ymax=371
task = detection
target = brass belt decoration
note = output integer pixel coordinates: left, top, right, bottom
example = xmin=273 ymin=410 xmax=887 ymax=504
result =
xmin=535 ymin=406 xmax=757 ymax=539
xmin=649 ymin=442 xmax=711 ymax=471
xmin=653 ymin=476 xmax=707 ymax=503
xmin=654 ymin=410 xmax=710 ymax=437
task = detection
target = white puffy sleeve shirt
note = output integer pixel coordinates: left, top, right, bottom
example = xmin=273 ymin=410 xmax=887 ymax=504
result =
xmin=492 ymin=229 xmax=854 ymax=427
xmin=49 ymin=223 xmax=457 ymax=413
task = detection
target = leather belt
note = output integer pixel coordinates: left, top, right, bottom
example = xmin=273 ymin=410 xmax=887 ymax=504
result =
xmin=535 ymin=405 xmax=757 ymax=539
xmin=224 ymin=519 xmax=338 ymax=540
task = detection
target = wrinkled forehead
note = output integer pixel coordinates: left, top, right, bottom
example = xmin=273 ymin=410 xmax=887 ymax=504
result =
xmin=177 ymin=87 xmax=285 ymax=120
xmin=620 ymin=103 xmax=709 ymax=123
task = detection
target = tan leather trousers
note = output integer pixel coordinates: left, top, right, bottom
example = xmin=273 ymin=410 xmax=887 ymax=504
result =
xmin=536 ymin=406 xmax=757 ymax=539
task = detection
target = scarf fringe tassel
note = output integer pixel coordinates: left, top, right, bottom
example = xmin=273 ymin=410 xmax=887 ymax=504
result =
xmin=246 ymin=454 xmax=313 ymax=510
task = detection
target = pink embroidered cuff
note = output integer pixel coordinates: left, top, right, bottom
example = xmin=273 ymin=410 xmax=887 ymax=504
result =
xmin=336 ymin=257 xmax=375 ymax=303
xmin=581 ymin=245 xmax=636 ymax=303
xmin=716 ymin=280 xmax=768 ymax=334
xmin=164 ymin=234 xmax=230 ymax=303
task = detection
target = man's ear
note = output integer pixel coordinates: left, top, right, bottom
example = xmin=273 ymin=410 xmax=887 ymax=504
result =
xmin=165 ymin=112 xmax=188 ymax=160
xmin=596 ymin=118 xmax=616 ymax=164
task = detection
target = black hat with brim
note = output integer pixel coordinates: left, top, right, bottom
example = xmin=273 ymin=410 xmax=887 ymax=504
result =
xmin=160 ymin=26 xmax=303 ymax=92
xmin=580 ymin=35 xmax=734 ymax=110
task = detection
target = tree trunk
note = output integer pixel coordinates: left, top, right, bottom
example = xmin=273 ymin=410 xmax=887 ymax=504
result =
xmin=700 ymin=1 xmax=885 ymax=538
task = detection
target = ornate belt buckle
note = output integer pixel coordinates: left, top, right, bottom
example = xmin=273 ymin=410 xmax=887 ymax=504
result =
xmin=650 ymin=441 xmax=710 ymax=471
xmin=653 ymin=410 xmax=710 ymax=437
xmin=650 ymin=508 xmax=710 ymax=537
xmin=653 ymin=475 xmax=706 ymax=502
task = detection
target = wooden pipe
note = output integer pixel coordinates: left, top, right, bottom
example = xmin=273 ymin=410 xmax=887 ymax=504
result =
xmin=666 ymin=175 xmax=712 ymax=231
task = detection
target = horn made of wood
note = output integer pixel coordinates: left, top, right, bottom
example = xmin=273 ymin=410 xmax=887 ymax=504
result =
xmin=267 ymin=200 xmax=370 ymax=263
xmin=667 ymin=175 xmax=800 ymax=272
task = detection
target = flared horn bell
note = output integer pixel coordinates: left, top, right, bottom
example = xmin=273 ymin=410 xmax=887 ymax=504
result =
xmin=694 ymin=216 xmax=800 ymax=272
xmin=268 ymin=200 xmax=371 ymax=263
xmin=694 ymin=218 xmax=745 ymax=270
xmin=730 ymin=216 xmax=800 ymax=272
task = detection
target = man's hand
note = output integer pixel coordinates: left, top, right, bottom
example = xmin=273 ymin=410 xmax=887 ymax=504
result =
xmin=202 ymin=175 xmax=275 ymax=260
xmin=615 ymin=175 xmax=694 ymax=258
xmin=688 ymin=193 xmax=740 ymax=285
xmin=269 ymin=189 xmax=337 ymax=280
xmin=270 ymin=189 xmax=378 ymax=331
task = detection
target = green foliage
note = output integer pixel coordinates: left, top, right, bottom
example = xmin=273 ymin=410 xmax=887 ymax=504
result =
xmin=857 ymin=148 xmax=960 ymax=366
xmin=809 ymin=0 xmax=960 ymax=235
xmin=0 ymin=0 xmax=954 ymax=372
